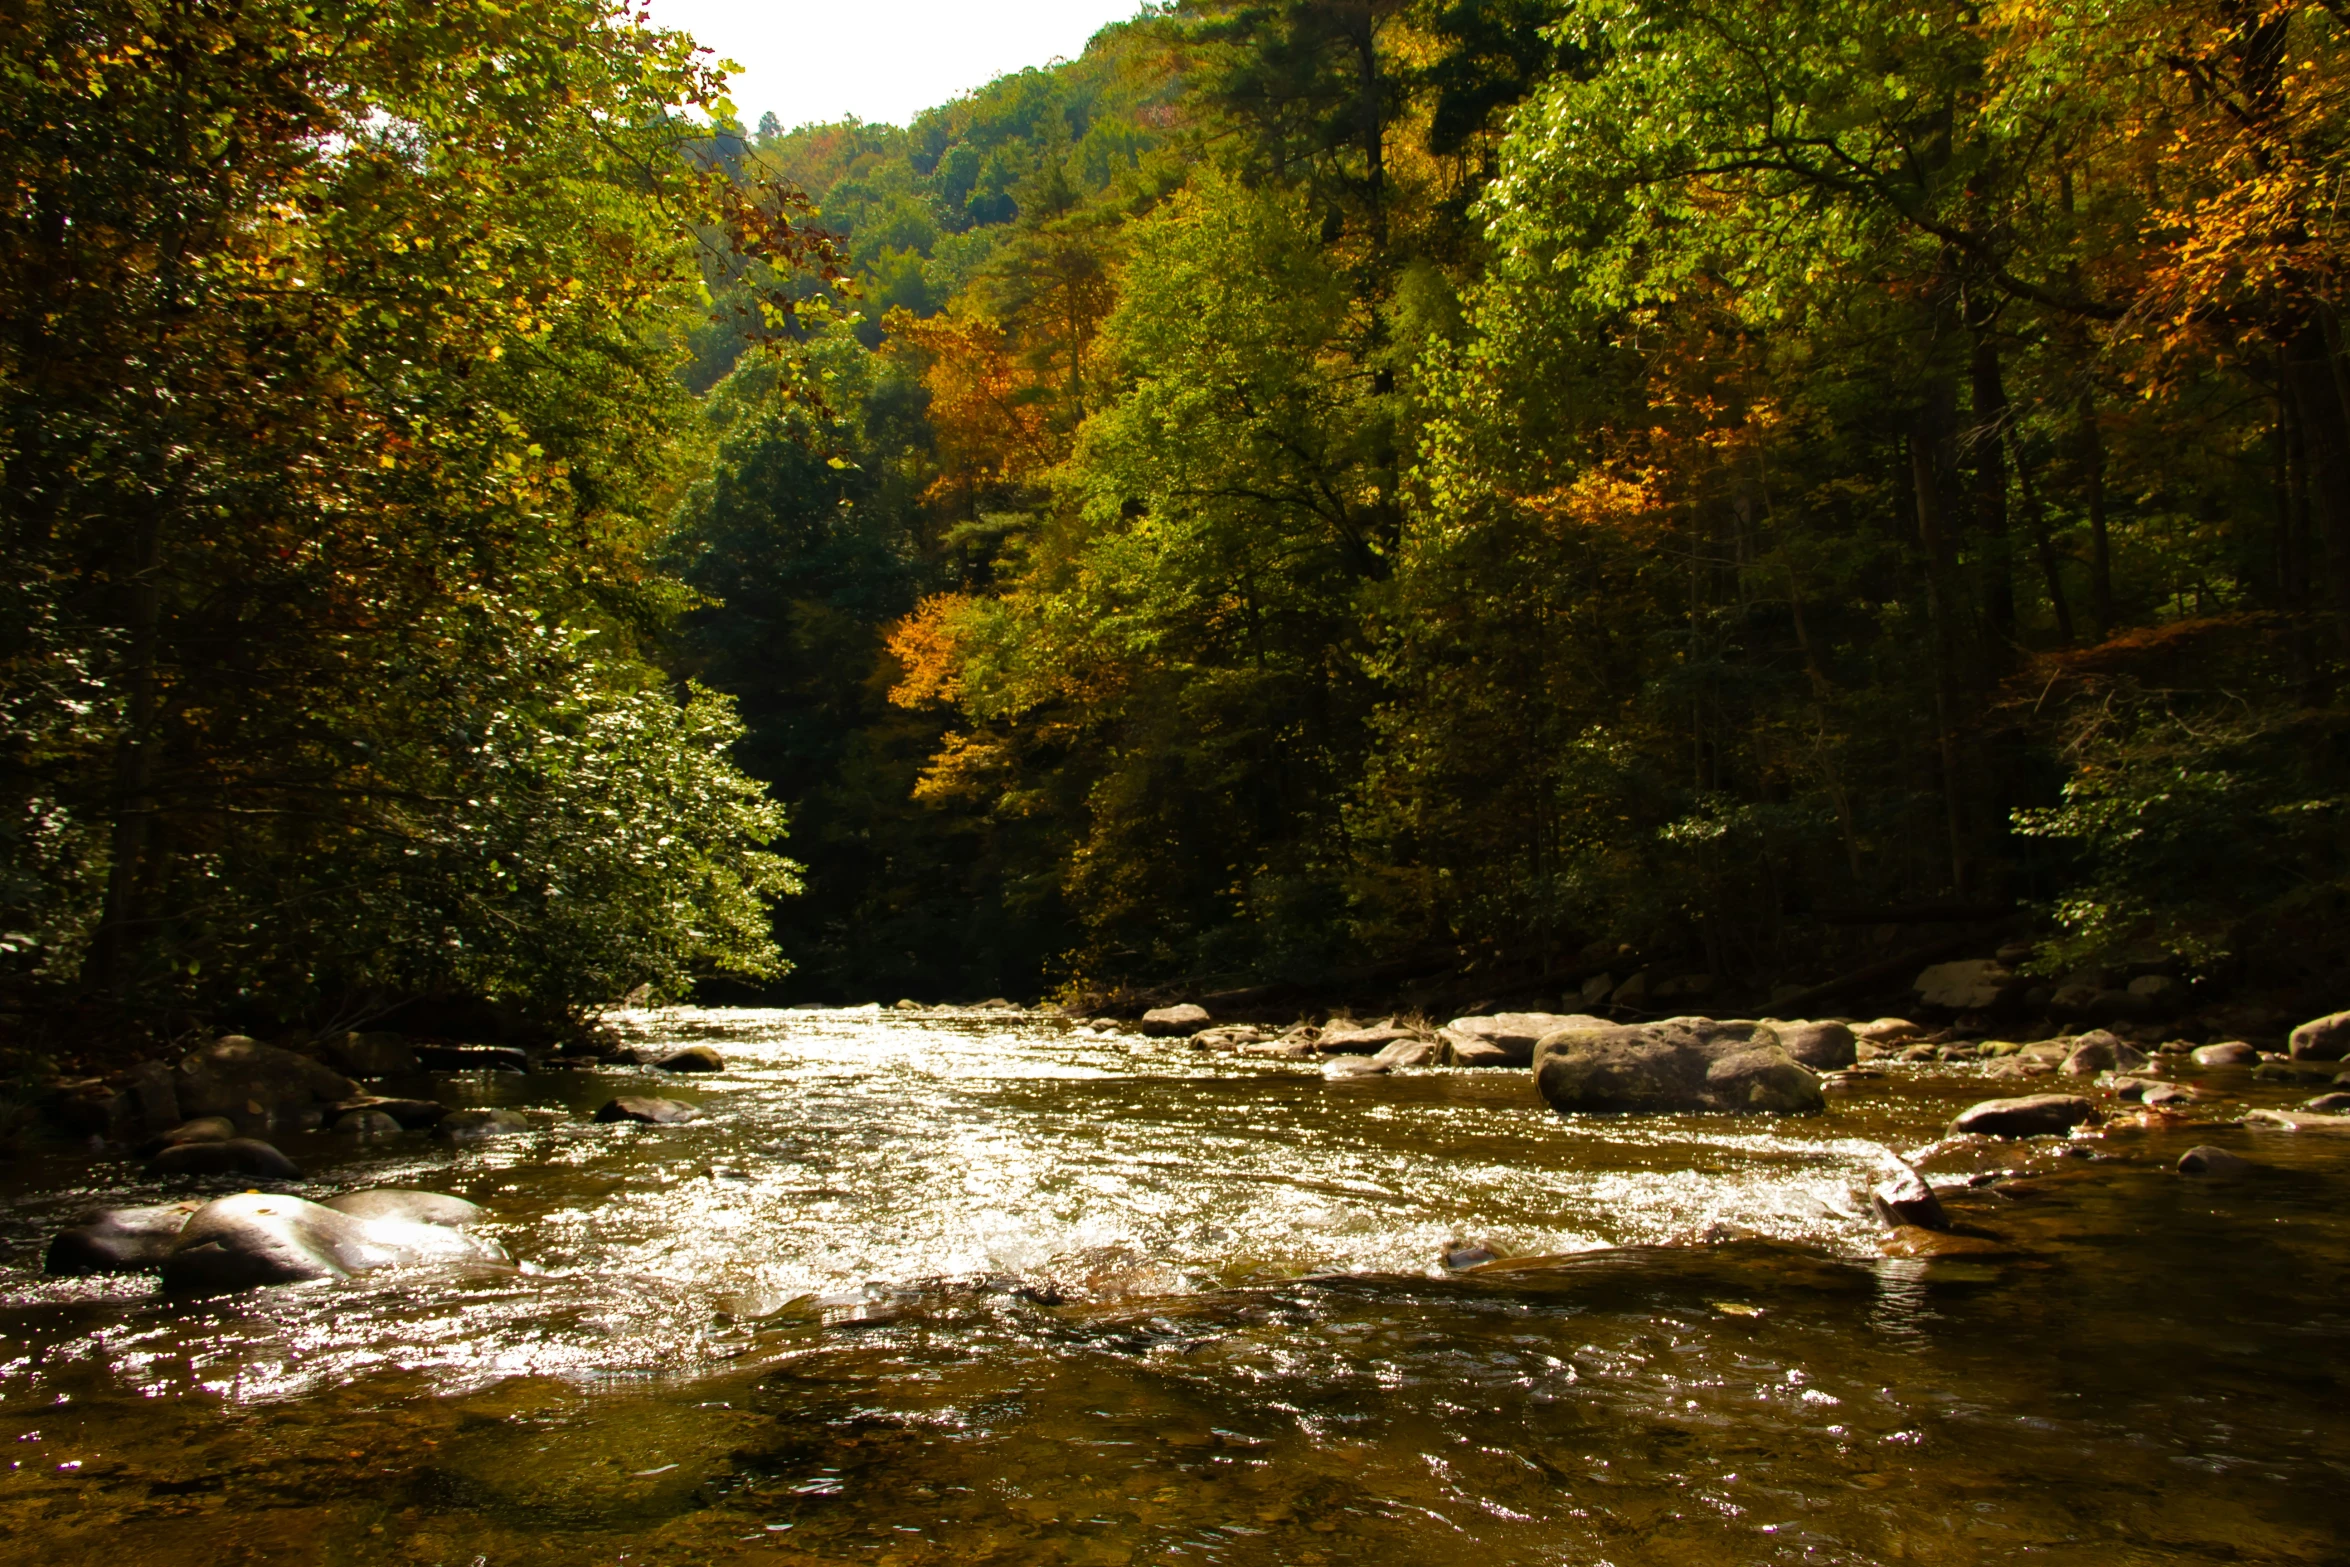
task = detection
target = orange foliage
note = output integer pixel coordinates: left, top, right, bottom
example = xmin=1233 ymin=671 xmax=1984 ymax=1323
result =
xmin=883 ymin=307 xmax=1061 ymax=503
xmin=885 ymin=592 xmax=974 ymax=709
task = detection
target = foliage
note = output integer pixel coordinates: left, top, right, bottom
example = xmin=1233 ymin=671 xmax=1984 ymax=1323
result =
xmin=0 ymin=0 xmax=833 ymax=1029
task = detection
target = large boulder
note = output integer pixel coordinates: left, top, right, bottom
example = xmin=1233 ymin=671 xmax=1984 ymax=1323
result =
xmin=1531 ymin=1019 xmax=1825 ymax=1115
xmin=2288 ymin=1010 xmax=2350 ymax=1061
xmin=1914 ymin=960 xmax=2019 ymax=1012
xmin=45 ymin=1201 xmax=202 ymax=1275
xmin=316 ymin=1030 xmax=419 ymax=1078
xmin=147 ymin=1137 xmax=302 ymax=1180
xmin=1765 ymin=1021 xmax=1857 ymax=1070
xmin=1948 ymin=1094 xmax=2096 ymax=1138
xmin=1140 ymin=1004 xmax=1212 ymax=1038
xmin=175 ymin=1036 xmax=357 ymax=1135
xmin=653 ymin=1045 xmax=725 ymax=1073
xmin=161 ymin=1192 xmax=506 ymax=1294
xmin=1441 ymin=1013 xmax=1606 ymax=1069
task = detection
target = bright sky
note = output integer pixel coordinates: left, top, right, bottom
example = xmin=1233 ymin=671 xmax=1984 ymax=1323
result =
xmin=645 ymin=0 xmax=1153 ymax=131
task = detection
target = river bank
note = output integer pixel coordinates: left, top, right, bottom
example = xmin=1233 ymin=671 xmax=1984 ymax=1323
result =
xmin=3 ymin=1005 xmax=2347 ymax=1564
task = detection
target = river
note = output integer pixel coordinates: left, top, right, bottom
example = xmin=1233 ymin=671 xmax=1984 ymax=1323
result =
xmin=2 ymin=1006 xmax=2346 ymax=1564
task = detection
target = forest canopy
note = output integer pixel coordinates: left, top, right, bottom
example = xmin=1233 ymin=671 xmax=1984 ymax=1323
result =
xmin=5 ymin=0 xmax=2347 ymax=1039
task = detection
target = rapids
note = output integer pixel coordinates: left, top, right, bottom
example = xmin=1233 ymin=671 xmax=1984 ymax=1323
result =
xmin=1 ymin=1006 xmax=2345 ymax=1563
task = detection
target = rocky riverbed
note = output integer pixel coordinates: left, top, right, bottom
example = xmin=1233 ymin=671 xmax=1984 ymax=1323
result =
xmin=2 ymin=1004 xmax=2347 ymax=1564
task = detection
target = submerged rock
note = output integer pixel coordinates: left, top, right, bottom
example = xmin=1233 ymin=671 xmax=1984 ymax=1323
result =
xmin=160 ymin=1192 xmax=506 ymax=1294
xmin=1948 ymin=1094 xmax=2096 ymax=1138
xmin=330 ymin=1095 xmax=448 ymax=1129
xmin=2301 ymin=1092 xmax=2350 ymax=1113
xmin=2178 ymin=1145 xmax=2254 ymax=1177
xmin=654 ymin=1045 xmax=725 ymax=1074
xmin=433 ymin=1108 xmax=531 ymax=1143
xmin=595 ymin=1096 xmax=702 ymax=1125
xmin=335 ymin=1110 xmax=403 ymax=1140
xmin=1880 ymin=1226 xmax=2013 ymax=1259
xmin=136 ymin=1115 xmax=238 ymax=1156
xmin=1140 ymin=1004 xmax=1212 ymax=1038
xmin=2242 ymin=1109 xmax=2350 ymax=1133
xmin=44 ymin=1201 xmax=202 ymax=1275
xmin=1532 ymin=1019 xmax=1824 ymax=1115
xmin=147 ymin=1137 xmax=302 ymax=1180
xmin=1323 ymin=1056 xmax=1388 ymax=1078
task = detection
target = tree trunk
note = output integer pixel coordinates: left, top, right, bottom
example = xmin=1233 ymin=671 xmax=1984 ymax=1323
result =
xmin=2283 ymin=312 xmax=2350 ymax=644
xmin=2076 ymin=390 xmax=2113 ymax=638
xmin=1909 ymin=390 xmax=1970 ymax=897
xmin=1967 ymin=314 xmax=2017 ymax=659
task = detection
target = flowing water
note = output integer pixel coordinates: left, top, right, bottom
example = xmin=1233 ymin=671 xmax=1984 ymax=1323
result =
xmin=2 ymin=1007 xmax=2346 ymax=1565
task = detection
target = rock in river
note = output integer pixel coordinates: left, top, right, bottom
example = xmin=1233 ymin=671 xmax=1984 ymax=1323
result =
xmin=2191 ymin=1041 xmax=2260 ymax=1068
xmin=1140 ymin=1004 xmax=1212 ymax=1038
xmin=1440 ymin=1013 xmax=1605 ymax=1069
xmin=433 ymin=1108 xmax=531 ymax=1143
xmin=175 ymin=1036 xmax=357 ymax=1135
xmin=2301 ymin=1092 xmax=2350 ymax=1113
xmin=44 ymin=1201 xmax=202 ymax=1275
xmin=2178 ymin=1145 xmax=2254 ymax=1177
xmin=316 ymin=1030 xmax=419 ymax=1078
xmin=147 ymin=1137 xmax=302 ymax=1180
xmin=161 ymin=1192 xmax=506 ymax=1294
xmin=1765 ymin=1021 xmax=1858 ymax=1070
xmin=595 ymin=1096 xmax=702 ymax=1125
xmin=1532 ymin=1019 xmax=1825 ymax=1115
xmin=336 ymin=1110 xmax=403 ymax=1140
xmin=2287 ymin=1010 xmax=2350 ymax=1061
xmin=654 ymin=1045 xmax=725 ymax=1073
xmin=1317 ymin=1021 xmax=1424 ymax=1056
xmin=1948 ymin=1094 xmax=2096 ymax=1138
xmin=330 ymin=1095 xmax=448 ymax=1129
xmin=1869 ymin=1159 xmax=1949 ymax=1231
xmin=319 ymin=1189 xmax=488 ymax=1228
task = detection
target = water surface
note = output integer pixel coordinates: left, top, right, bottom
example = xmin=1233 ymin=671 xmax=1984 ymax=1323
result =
xmin=2 ymin=1007 xmax=2344 ymax=1564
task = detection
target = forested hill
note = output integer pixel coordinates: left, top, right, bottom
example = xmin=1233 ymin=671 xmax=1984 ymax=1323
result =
xmin=672 ymin=0 xmax=2350 ymax=1009
xmin=4 ymin=1 xmax=2347 ymax=1054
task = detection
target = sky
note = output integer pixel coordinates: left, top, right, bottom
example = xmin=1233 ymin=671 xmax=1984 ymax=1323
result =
xmin=645 ymin=0 xmax=1152 ymax=131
